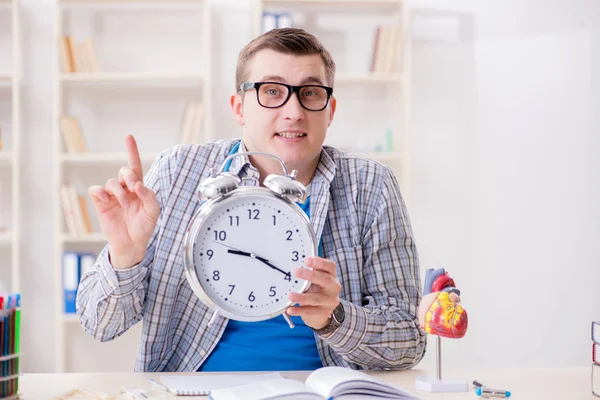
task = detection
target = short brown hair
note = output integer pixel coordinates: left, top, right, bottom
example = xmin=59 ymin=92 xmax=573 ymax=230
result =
xmin=235 ymin=28 xmax=336 ymax=90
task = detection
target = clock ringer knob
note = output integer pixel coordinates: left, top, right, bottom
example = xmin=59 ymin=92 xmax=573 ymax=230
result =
xmin=263 ymin=174 xmax=307 ymax=203
xmin=197 ymin=172 xmax=241 ymax=201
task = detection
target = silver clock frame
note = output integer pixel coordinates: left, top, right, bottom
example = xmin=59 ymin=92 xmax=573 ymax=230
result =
xmin=182 ymin=152 xmax=319 ymax=329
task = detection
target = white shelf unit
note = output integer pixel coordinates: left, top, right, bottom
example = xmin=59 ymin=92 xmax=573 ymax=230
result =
xmin=0 ymin=0 xmax=21 ymax=294
xmin=252 ymin=0 xmax=412 ymax=200
xmin=53 ymin=0 xmax=212 ymax=373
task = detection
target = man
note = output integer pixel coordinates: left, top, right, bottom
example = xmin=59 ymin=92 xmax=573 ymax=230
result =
xmin=77 ymin=28 xmax=442 ymax=372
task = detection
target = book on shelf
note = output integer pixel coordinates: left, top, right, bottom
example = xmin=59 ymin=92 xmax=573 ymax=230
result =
xmin=208 ymin=366 xmax=419 ymax=400
xmin=59 ymin=116 xmax=87 ymax=153
xmin=179 ymin=102 xmax=204 ymax=144
xmin=78 ymin=195 xmax=93 ymax=233
xmin=60 ymin=182 xmax=93 ymax=236
xmin=59 ymin=36 xmax=76 ymax=73
xmin=371 ymin=25 xmax=403 ymax=74
xmin=59 ymin=36 xmax=99 ymax=74
xmin=593 ymin=321 xmax=599 ymax=343
xmin=262 ymin=12 xmax=293 ymax=33
xmin=62 ymin=252 xmax=79 ymax=314
xmin=63 ymin=252 xmax=96 ymax=314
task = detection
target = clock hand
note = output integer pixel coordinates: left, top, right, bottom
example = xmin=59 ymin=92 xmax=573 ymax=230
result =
xmin=254 ymin=256 xmax=291 ymax=278
xmin=227 ymin=249 xmax=253 ymax=258
xmin=213 ymin=241 xmax=246 ymax=253
xmin=214 ymin=241 xmax=271 ymax=262
xmin=220 ymin=245 xmax=290 ymax=278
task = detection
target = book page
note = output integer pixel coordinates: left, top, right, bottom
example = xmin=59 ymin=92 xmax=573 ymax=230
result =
xmin=209 ymin=378 xmax=323 ymax=400
xmin=305 ymin=367 xmax=419 ymax=399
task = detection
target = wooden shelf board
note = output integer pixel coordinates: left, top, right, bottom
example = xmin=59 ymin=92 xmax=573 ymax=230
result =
xmin=264 ymin=0 xmax=400 ymax=4
xmin=62 ymin=314 xmax=79 ymax=323
xmin=262 ymin=0 xmax=401 ymax=10
xmin=58 ymin=0 xmax=204 ymax=11
xmin=59 ymin=73 xmax=206 ymax=85
xmin=0 ymin=153 xmax=13 ymax=163
xmin=60 ymin=152 xmax=158 ymax=164
xmin=61 ymin=233 xmax=107 ymax=243
xmin=336 ymin=73 xmax=404 ymax=84
xmin=0 ymin=231 xmax=12 ymax=244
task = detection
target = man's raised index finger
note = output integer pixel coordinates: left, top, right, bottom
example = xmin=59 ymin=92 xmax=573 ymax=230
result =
xmin=125 ymin=134 xmax=143 ymax=179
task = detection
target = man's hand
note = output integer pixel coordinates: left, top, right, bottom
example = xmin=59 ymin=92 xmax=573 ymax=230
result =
xmin=286 ymin=257 xmax=342 ymax=331
xmin=417 ymin=291 xmax=460 ymax=329
xmin=88 ymin=135 xmax=160 ymax=269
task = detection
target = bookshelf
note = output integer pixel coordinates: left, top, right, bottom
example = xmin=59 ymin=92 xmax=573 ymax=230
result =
xmin=0 ymin=0 xmax=21 ymax=295
xmin=252 ymin=0 xmax=412 ymax=199
xmin=53 ymin=0 xmax=212 ymax=372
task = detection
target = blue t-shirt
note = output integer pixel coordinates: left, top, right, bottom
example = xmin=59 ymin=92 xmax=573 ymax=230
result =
xmin=198 ymin=144 xmax=323 ymax=371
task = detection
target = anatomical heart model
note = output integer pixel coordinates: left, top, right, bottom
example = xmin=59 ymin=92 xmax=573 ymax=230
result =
xmin=415 ymin=268 xmax=469 ymax=392
xmin=422 ymin=268 xmax=468 ymax=338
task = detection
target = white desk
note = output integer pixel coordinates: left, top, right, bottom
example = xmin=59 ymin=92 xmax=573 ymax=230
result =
xmin=19 ymin=367 xmax=595 ymax=399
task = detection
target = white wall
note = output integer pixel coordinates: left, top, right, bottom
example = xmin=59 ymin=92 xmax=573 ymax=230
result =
xmin=15 ymin=0 xmax=600 ymax=372
xmin=410 ymin=0 xmax=600 ymax=370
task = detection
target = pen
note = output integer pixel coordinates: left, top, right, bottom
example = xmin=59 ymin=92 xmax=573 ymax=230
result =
xmin=475 ymin=386 xmax=512 ymax=398
xmin=14 ymin=294 xmax=20 ymax=395
xmin=149 ymin=378 xmax=172 ymax=393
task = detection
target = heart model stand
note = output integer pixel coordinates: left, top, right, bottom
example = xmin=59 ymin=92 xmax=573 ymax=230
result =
xmin=415 ymin=268 xmax=469 ymax=392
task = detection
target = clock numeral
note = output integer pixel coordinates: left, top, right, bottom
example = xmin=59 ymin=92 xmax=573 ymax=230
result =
xmin=248 ymin=209 xmax=260 ymax=220
xmin=291 ymin=251 xmax=299 ymax=262
xmin=212 ymin=271 xmax=220 ymax=281
xmin=272 ymin=215 xmax=277 ymax=226
xmin=286 ymin=230 xmax=293 ymax=241
xmin=284 ymin=272 xmax=291 ymax=281
xmin=206 ymin=250 xmax=214 ymax=260
xmin=269 ymin=286 xmax=277 ymax=297
xmin=248 ymin=291 xmax=256 ymax=302
xmin=229 ymin=216 xmax=240 ymax=226
xmin=228 ymin=285 xmax=235 ymax=295
xmin=214 ymin=230 xmax=227 ymax=241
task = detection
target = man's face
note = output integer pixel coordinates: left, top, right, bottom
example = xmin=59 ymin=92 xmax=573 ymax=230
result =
xmin=231 ymin=49 xmax=336 ymax=172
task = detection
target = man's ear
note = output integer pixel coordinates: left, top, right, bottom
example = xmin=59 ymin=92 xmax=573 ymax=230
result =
xmin=327 ymin=96 xmax=337 ymax=128
xmin=230 ymin=93 xmax=245 ymax=126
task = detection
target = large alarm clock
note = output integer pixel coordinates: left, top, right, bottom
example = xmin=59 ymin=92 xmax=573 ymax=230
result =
xmin=182 ymin=151 xmax=318 ymax=328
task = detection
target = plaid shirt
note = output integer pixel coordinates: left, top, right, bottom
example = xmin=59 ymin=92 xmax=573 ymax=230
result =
xmin=76 ymin=139 xmax=426 ymax=372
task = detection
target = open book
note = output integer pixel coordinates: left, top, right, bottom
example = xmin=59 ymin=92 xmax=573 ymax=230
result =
xmin=208 ymin=366 xmax=420 ymax=400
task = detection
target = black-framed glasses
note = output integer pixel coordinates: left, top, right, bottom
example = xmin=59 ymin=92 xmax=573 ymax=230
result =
xmin=238 ymin=81 xmax=333 ymax=112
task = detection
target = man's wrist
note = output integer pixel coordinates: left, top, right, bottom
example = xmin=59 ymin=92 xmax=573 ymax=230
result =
xmin=108 ymin=248 xmax=145 ymax=270
xmin=310 ymin=316 xmax=332 ymax=331
xmin=311 ymin=302 xmax=345 ymax=336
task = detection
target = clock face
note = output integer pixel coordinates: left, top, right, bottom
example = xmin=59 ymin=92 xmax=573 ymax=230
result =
xmin=185 ymin=188 xmax=316 ymax=321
